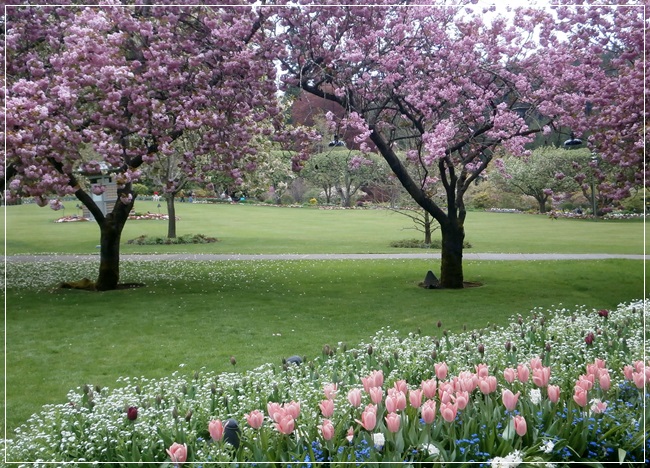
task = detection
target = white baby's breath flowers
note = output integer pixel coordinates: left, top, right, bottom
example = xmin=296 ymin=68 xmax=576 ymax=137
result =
xmin=491 ymin=450 xmax=523 ymax=468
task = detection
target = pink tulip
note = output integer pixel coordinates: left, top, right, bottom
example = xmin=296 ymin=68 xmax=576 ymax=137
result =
xmin=362 ymin=370 xmax=384 ymax=392
xmin=319 ymin=399 xmax=334 ymax=418
xmin=393 ymin=379 xmax=408 ymax=394
xmin=530 ymin=357 xmax=543 ymax=370
xmin=632 ymin=371 xmax=646 ymax=389
xmin=346 ymin=426 xmax=354 ymax=442
xmin=421 ymin=399 xmax=436 ymax=424
xmin=409 ymin=389 xmax=423 ymax=409
xmin=275 ymin=414 xmax=295 ymax=435
xmin=440 ymin=401 xmax=458 ymax=423
xmin=634 ymin=360 xmax=644 ymax=372
xmin=577 ymin=374 xmax=594 ymax=391
xmin=323 ymin=383 xmax=338 ymax=400
xmin=623 ymin=365 xmax=634 ymax=381
xmin=167 ymin=442 xmax=187 ymax=465
xmin=475 ymin=363 xmax=489 ymax=378
xmin=573 ymin=386 xmax=588 ymax=407
xmin=513 ymin=415 xmax=527 ymax=437
xmin=590 ymin=400 xmax=607 ymax=414
xmin=503 ymin=367 xmax=516 ymax=384
xmin=347 ymin=388 xmax=362 ymax=408
xmin=456 ymin=372 xmax=478 ymax=392
xmin=285 ymin=401 xmax=300 ymax=420
xmin=547 ymin=385 xmax=560 ymax=403
xmin=478 ymin=376 xmax=497 ymax=394
xmin=421 ymin=379 xmax=437 ymax=399
xmin=357 ymin=405 xmax=377 ymax=431
xmin=369 ymin=386 xmax=384 ymax=405
xmin=454 ymin=391 xmax=469 ymax=410
xmin=502 ymin=389 xmax=520 ymax=412
xmin=385 ymin=394 xmax=397 ymax=413
xmin=385 ymin=412 xmax=401 ymax=433
xmin=388 ymin=388 xmax=407 ymax=411
xmin=532 ymin=367 xmax=551 ymax=388
xmin=245 ymin=410 xmax=265 ymax=429
xmin=267 ymin=402 xmax=283 ymax=422
xmin=435 ymin=362 xmax=448 ymax=380
xmin=208 ymin=419 xmax=224 ymax=442
xmin=599 ymin=370 xmax=611 ymax=391
xmin=516 ymin=364 xmax=530 ymax=383
xmin=319 ymin=419 xmax=335 ymax=440
xmin=595 ymin=358 xmax=606 ymax=369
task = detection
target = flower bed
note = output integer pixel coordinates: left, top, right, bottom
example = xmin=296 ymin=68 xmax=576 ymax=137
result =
xmin=4 ymin=300 xmax=648 ymax=466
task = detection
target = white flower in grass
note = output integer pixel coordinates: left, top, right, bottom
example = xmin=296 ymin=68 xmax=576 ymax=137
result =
xmin=529 ymin=388 xmax=542 ymax=405
xmin=491 ymin=450 xmax=523 ymax=468
xmin=372 ymin=432 xmax=385 ymax=449
xmin=420 ymin=443 xmax=440 ymax=456
xmin=540 ymin=439 xmax=555 ymax=453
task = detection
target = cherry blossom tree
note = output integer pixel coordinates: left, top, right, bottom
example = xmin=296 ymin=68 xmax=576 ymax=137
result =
xmin=4 ymin=2 xmax=288 ymax=290
xmin=275 ymin=0 xmax=645 ymax=288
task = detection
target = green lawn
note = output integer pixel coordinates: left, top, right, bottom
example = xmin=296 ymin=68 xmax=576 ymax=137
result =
xmin=2 ymin=202 xmax=647 ymax=436
xmin=3 ymin=201 xmax=647 ymax=255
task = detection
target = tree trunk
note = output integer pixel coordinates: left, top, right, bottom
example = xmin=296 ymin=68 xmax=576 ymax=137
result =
xmin=439 ymin=219 xmax=465 ymax=289
xmin=423 ymin=211 xmax=432 ymax=244
xmin=166 ymin=194 xmax=177 ymax=239
xmin=95 ymin=198 xmax=134 ymax=291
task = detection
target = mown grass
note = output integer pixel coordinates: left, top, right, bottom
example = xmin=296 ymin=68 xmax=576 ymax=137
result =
xmin=3 ymin=201 xmax=647 ymax=255
xmin=2 ymin=202 xmax=647 ymax=436
xmin=4 ymin=257 xmax=645 ymax=435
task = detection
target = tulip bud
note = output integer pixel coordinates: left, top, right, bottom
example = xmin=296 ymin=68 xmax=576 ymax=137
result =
xmin=172 ymin=407 xmax=179 ymax=419
xmin=185 ymin=410 xmax=193 ymax=422
xmin=437 ymin=320 xmax=442 ymax=328
xmin=478 ymin=344 xmax=485 ymax=355
xmin=230 ymin=356 xmax=237 ymax=366
xmin=504 ymin=341 xmax=512 ymax=352
xmin=367 ymin=345 xmax=373 ymax=355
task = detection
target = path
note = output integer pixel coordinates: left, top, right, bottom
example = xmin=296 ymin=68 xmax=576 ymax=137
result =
xmin=4 ymin=253 xmax=646 ymax=263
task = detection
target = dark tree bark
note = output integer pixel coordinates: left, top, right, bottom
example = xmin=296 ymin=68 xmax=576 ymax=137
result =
xmin=166 ymin=194 xmax=177 ymax=239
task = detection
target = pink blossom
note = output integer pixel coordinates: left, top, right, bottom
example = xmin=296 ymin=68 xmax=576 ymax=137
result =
xmin=209 ymin=420 xmax=224 ymax=442
xmin=385 ymin=412 xmax=401 ymax=433
xmin=362 ymin=370 xmax=383 ymax=392
xmin=369 ymin=386 xmax=383 ymax=405
xmin=599 ymin=370 xmax=611 ymax=391
xmin=274 ymin=414 xmax=295 ymax=435
xmin=516 ymin=364 xmax=530 ymax=383
xmin=503 ymin=368 xmax=516 ymax=384
xmin=590 ymin=400 xmax=607 ymax=414
xmin=573 ymin=386 xmax=589 ymax=407
xmin=166 ymin=442 xmax=187 ymax=465
xmin=632 ymin=371 xmax=646 ymax=389
xmin=393 ymin=380 xmax=408 ymax=394
xmin=408 ymin=389 xmax=423 ymax=409
xmin=323 ymin=383 xmax=338 ymax=400
xmin=547 ymin=385 xmax=561 ymax=403
xmin=319 ymin=399 xmax=334 ymax=418
xmin=502 ymin=389 xmax=520 ymax=412
xmin=439 ymin=401 xmax=458 ymax=423
xmin=347 ymin=388 xmax=362 ymax=408
xmin=319 ymin=419 xmax=335 ymax=440
xmin=421 ymin=399 xmax=436 ymax=424
xmin=284 ymin=401 xmax=300 ymax=420
xmin=513 ymin=415 xmax=527 ymax=437
xmin=245 ymin=410 xmax=264 ymax=429
xmin=421 ymin=379 xmax=437 ymax=399
xmin=530 ymin=358 xmax=543 ymax=370
xmin=435 ymin=362 xmax=448 ymax=380
xmin=623 ymin=365 xmax=635 ymax=381
xmin=532 ymin=367 xmax=551 ymax=388
xmin=475 ymin=363 xmax=489 ymax=379
xmin=478 ymin=376 xmax=497 ymax=395
xmin=454 ymin=391 xmax=469 ymax=410
xmin=356 ymin=404 xmax=377 ymax=431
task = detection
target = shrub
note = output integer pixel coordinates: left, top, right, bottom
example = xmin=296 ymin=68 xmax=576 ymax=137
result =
xmin=390 ymin=239 xmax=472 ymax=249
xmin=4 ymin=300 xmax=648 ymax=466
xmin=126 ymin=234 xmax=218 ymax=245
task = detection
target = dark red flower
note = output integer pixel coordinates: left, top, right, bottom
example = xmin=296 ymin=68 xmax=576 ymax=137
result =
xmin=127 ymin=406 xmax=138 ymax=421
xmin=598 ymin=309 xmax=609 ymax=318
xmin=584 ymin=332 xmax=595 ymax=345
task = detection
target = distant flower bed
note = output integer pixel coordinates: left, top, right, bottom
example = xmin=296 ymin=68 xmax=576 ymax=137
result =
xmin=54 ymin=215 xmax=90 ymax=223
xmin=390 ymin=239 xmax=473 ymax=249
xmin=126 ymin=234 xmax=218 ymax=245
xmin=4 ymin=300 xmax=648 ymax=466
xmin=128 ymin=212 xmax=179 ymax=221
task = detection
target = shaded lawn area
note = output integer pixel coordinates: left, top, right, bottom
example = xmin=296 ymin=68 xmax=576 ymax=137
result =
xmin=4 ymin=258 xmax=645 ymax=435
